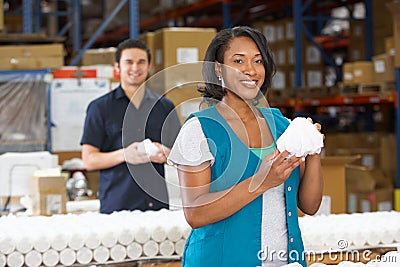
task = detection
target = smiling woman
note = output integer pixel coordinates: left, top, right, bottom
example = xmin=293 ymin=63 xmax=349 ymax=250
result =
xmin=167 ymin=26 xmax=324 ymax=267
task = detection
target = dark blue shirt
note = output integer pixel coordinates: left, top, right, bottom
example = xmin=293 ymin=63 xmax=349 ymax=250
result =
xmin=81 ymin=85 xmax=180 ymax=214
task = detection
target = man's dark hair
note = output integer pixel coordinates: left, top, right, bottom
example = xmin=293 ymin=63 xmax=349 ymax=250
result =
xmin=115 ymin=39 xmax=151 ymax=64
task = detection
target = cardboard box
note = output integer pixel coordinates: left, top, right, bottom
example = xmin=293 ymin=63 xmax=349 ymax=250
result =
xmin=380 ymin=134 xmax=397 ymax=186
xmin=343 ymin=63 xmax=354 ymax=85
xmin=324 ymin=133 xmax=383 ymax=168
xmin=348 ymin=188 xmax=393 ymax=213
xmin=348 ymin=42 xmax=366 ymax=61
xmin=372 ymin=53 xmax=395 ymax=82
xmin=304 ymin=67 xmax=324 ymax=88
xmin=271 ymin=66 xmax=295 ymax=90
xmin=0 ymin=0 xmax=3 ymax=32
xmin=349 ymin=20 xmax=365 ymax=40
xmin=164 ymin=85 xmax=202 ymax=123
xmin=0 ymin=44 xmax=64 ymax=58
xmin=352 ymin=61 xmax=374 ymax=84
xmin=321 ymin=155 xmax=361 ymax=214
xmin=0 ymin=44 xmax=64 ymax=70
xmin=0 ymin=56 xmax=64 ymax=70
xmin=252 ymin=21 xmax=276 ymax=43
xmin=153 ymin=27 xmax=216 ymax=73
xmin=385 ymin=36 xmax=395 ymax=54
xmin=81 ymin=47 xmax=116 ymax=66
xmin=387 ymin=2 xmax=400 ymax=67
xmin=346 ymin=165 xmax=392 ymax=193
xmin=31 ymin=175 xmax=68 ymax=216
xmin=140 ymin=31 xmax=155 ymax=70
xmin=346 ymin=164 xmax=393 ymax=213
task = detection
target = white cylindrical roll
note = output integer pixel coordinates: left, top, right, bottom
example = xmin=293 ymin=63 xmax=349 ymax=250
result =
xmin=182 ymin=226 xmax=191 ymax=239
xmin=110 ymin=244 xmax=127 ymax=262
xmin=350 ymin=231 xmax=366 ymax=248
xmin=76 ymin=246 xmax=93 ymax=265
xmin=50 ymin=233 xmax=67 ymax=251
xmin=159 ymin=240 xmax=175 ymax=256
xmin=59 ymin=248 xmax=76 ymax=266
xmin=0 ymin=253 xmax=6 ymax=267
xmin=143 ymin=240 xmax=159 ymax=258
xmin=68 ymin=233 xmax=84 ymax=250
xmin=174 ymin=239 xmax=186 ymax=256
xmin=117 ymin=228 xmax=134 ymax=246
xmin=25 ymin=250 xmax=42 ymax=267
xmin=151 ymin=225 xmax=167 ymax=243
xmin=126 ymin=242 xmax=143 ymax=260
xmin=42 ymin=249 xmax=59 ymax=267
xmin=0 ymin=236 xmax=15 ymax=255
xmin=93 ymin=246 xmax=110 ymax=264
xmin=167 ymin=225 xmax=182 ymax=242
xmin=365 ymin=260 xmax=380 ymax=267
xmin=15 ymin=236 xmax=33 ymax=254
xmin=134 ymin=227 xmax=150 ymax=244
xmin=84 ymin=232 xmax=101 ymax=250
xmin=366 ymin=231 xmax=380 ymax=246
xmin=32 ymin=235 xmax=50 ymax=253
xmin=6 ymin=251 xmax=24 ymax=267
xmin=380 ymin=229 xmax=394 ymax=245
xmin=101 ymin=231 xmax=117 ymax=248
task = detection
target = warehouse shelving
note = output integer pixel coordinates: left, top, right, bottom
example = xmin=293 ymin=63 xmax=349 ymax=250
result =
xmin=0 ymin=69 xmax=52 ymax=153
xmin=3 ymin=0 xmax=400 ymax=188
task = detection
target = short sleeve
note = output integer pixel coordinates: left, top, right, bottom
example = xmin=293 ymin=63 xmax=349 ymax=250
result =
xmin=167 ymin=117 xmax=214 ymax=166
xmin=80 ymin=101 xmax=105 ymax=148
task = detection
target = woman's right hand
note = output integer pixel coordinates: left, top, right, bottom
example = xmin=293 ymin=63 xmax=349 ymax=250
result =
xmin=249 ymin=150 xmax=304 ymax=192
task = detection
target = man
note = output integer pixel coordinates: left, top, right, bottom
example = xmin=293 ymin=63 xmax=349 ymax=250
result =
xmin=81 ymin=39 xmax=181 ymax=214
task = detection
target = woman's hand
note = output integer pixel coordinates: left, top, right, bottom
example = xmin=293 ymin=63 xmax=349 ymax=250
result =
xmin=149 ymin=142 xmax=170 ymax=164
xmin=249 ymin=150 xmax=304 ymax=192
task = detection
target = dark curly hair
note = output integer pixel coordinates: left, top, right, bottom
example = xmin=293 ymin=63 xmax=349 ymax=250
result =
xmin=115 ymin=39 xmax=151 ymax=64
xmin=199 ymin=26 xmax=275 ymax=105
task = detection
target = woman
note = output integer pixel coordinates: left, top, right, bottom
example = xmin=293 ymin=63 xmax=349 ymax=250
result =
xmin=168 ymin=26 xmax=323 ymax=266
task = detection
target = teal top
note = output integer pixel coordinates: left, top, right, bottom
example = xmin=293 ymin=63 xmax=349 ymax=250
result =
xmin=249 ymin=143 xmax=277 ymax=159
xmin=181 ymin=106 xmax=306 ymax=267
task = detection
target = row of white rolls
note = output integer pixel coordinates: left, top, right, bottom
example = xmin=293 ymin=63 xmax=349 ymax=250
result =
xmin=0 ymin=209 xmax=190 ymax=267
xmin=299 ymin=211 xmax=400 ymax=251
xmin=1 ymin=210 xmax=400 ymax=267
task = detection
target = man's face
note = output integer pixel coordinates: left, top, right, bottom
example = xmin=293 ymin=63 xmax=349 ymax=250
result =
xmin=115 ymin=48 xmax=151 ymax=88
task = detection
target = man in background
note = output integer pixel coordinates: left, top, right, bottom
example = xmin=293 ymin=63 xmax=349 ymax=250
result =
xmin=81 ymin=39 xmax=181 ymax=214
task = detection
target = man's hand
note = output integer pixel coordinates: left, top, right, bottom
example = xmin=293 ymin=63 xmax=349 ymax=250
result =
xmin=124 ymin=142 xmax=152 ymax=165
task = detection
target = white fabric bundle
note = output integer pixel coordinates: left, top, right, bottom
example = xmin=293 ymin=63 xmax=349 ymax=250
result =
xmin=276 ymin=117 xmax=324 ymax=157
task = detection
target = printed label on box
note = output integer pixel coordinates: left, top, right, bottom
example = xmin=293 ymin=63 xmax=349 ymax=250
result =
xmin=374 ymin=60 xmax=386 ymax=73
xmin=155 ymin=49 xmax=162 ymax=65
xmin=378 ymin=201 xmax=392 ymax=211
xmin=176 ymin=48 xmax=198 ymax=64
xmin=348 ymin=193 xmax=357 ymax=213
xmin=360 ymin=199 xmax=371 ymax=213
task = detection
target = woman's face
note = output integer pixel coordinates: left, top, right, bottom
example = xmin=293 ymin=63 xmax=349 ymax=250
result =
xmin=217 ymin=36 xmax=265 ymax=101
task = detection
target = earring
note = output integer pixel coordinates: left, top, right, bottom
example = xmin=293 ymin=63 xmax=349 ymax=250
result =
xmin=218 ymin=76 xmax=222 ymax=81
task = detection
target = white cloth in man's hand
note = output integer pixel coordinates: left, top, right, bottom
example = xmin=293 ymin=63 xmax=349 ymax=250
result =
xmin=276 ymin=117 xmax=324 ymax=157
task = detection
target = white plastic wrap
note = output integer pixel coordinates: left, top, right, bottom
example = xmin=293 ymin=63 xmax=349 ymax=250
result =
xmin=0 ymin=70 xmax=49 ymax=153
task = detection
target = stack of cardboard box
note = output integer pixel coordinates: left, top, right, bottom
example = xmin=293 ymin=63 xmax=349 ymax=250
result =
xmin=0 ymin=44 xmax=64 ymax=70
